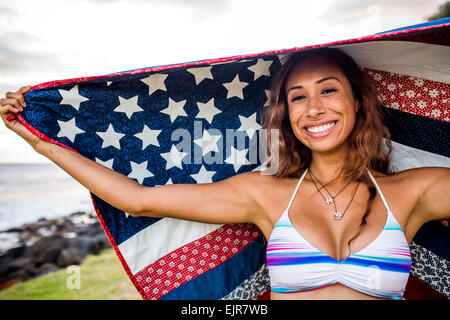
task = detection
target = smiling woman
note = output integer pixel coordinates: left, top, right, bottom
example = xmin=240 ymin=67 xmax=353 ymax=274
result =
xmin=263 ymin=48 xmax=390 ymax=180
xmin=258 ymin=47 xmax=449 ymax=300
xmin=1 ymin=45 xmax=449 ymax=301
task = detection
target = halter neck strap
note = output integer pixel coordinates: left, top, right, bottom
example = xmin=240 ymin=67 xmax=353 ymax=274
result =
xmin=367 ymin=169 xmax=391 ymax=212
xmin=286 ymin=168 xmax=309 ymax=212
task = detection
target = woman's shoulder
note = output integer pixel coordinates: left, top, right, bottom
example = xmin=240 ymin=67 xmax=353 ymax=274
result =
xmin=232 ymin=170 xmax=304 ymax=234
xmin=372 ymin=166 xmax=449 ymax=183
xmin=370 ymin=166 xmax=449 ymax=201
xmin=233 ymin=170 xmax=301 ymax=207
xmin=233 ymin=170 xmax=295 ymax=189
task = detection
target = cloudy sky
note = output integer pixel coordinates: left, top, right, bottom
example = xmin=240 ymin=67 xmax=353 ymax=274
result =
xmin=0 ymin=0 xmax=446 ymax=163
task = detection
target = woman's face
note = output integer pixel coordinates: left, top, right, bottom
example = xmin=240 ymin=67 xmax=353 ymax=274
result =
xmin=285 ymin=56 xmax=357 ymax=155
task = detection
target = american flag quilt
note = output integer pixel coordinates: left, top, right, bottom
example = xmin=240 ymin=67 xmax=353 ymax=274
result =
xmin=9 ymin=18 xmax=450 ymax=299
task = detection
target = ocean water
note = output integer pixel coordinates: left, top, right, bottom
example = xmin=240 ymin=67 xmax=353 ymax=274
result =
xmin=0 ymin=163 xmax=94 ymax=231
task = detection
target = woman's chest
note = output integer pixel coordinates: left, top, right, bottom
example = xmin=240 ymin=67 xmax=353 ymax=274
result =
xmin=255 ymin=175 xmax=418 ymax=258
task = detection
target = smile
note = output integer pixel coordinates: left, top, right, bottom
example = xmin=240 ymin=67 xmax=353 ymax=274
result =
xmin=303 ymin=120 xmax=338 ymax=137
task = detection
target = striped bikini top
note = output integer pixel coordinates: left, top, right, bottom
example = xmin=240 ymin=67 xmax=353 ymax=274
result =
xmin=266 ymin=168 xmax=412 ymax=300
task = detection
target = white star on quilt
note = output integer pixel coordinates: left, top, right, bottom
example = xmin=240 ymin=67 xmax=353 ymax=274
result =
xmin=193 ymin=129 xmax=221 ymax=156
xmin=96 ymin=123 xmax=125 ymax=149
xmin=95 ymin=157 xmax=114 ymax=170
xmin=238 ymin=112 xmax=261 ymax=139
xmin=134 ymin=125 xmax=162 ymax=149
xmin=58 ymin=85 xmax=89 ymax=110
xmin=247 ymin=59 xmax=272 ymax=80
xmin=190 ymin=165 xmax=216 ymax=184
xmin=160 ymin=98 xmax=188 ymax=122
xmin=127 ymin=160 xmax=154 ymax=184
xmin=160 ymin=144 xmax=188 ymax=170
xmin=187 ymin=66 xmax=214 ymax=85
xmin=222 ymin=75 xmax=249 ymax=99
xmin=114 ymin=95 xmax=143 ymax=119
xmin=225 ymin=145 xmax=249 ymax=172
xmin=57 ymin=118 xmax=85 ymax=143
xmin=195 ymin=98 xmax=222 ymax=124
xmin=141 ymin=73 xmax=169 ymax=95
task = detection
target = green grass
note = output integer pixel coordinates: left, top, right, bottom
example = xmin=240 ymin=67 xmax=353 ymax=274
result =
xmin=0 ymin=248 xmax=143 ymax=300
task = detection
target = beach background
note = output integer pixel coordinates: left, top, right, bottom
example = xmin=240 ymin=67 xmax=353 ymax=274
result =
xmin=0 ymin=0 xmax=448 ymax=300
xmin=0 ymin=162 xmax=143 ymax=298
xmin=0 ymin=163 xmax=92 ymax=233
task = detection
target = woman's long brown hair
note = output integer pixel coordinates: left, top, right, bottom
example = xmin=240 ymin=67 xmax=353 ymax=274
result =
xmin=260 ymin=47 xmax=393 ymax=258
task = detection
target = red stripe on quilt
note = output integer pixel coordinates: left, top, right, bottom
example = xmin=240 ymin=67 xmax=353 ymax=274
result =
xmin=404 ymin=274 xmax=448 ymax=300
xmin=133 ymin=224 xmax=261 ymax=300
xmin=257 ymin=289 xmax=271 ymax=300
xmin=364 ymin=68 xmax=449 ymax=122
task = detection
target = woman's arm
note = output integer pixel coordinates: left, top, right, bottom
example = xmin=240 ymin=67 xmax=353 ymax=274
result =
xmin=134 ymin=171 xmax=262 ymax=224
xmin=1 ymin=87 xmax=263 ymax=225
xmin=35 ymin=139 xmax=262 ymax=224
xmin=35 ymin=139 xmax=144 ymax=215
xmin=411 ymin=167 xmax=450 ymax=223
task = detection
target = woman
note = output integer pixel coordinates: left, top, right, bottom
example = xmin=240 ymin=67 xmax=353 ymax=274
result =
xmin=1 ymin=48 xmax=449 ymax=300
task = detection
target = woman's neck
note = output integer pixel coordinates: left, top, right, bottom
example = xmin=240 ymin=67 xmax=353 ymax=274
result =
xmin=308 ymin=147 xmax=349 ymax=182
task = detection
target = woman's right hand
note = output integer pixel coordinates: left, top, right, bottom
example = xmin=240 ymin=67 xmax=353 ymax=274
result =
xmin=0 ymin=86 xmax=42 ymax=150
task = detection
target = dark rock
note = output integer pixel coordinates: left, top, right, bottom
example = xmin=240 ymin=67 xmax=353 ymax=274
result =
xmin=36 ymin=246 xmax=62 ymax=266
xmin=8 ymin=244 xmax=26 ymax=258
xmin=0 ymin=211 xmax=111 ymax=289
xmin=70 ymin=211 xmax=85 ymax=217
xmin=0 ymin=253 xmax=35 ymax=283
xmin=87 ymin=225 xmax=102 ymax=237
xmin=32 ymin=263 xmax=60 ymax=278
xmin=88 ymin=232 xmax=109 ymax=251
xmin=24 ymin=238 xmax=65 ymax=259
xmin=56 ymin=248 xmax=85 ymax=268
xmin=1 ymin=244 xmax=26 ymax=259
xmin=73 ymin=236 xmax=94 ymax=254
xmin=4 ymin=227 xmax=23 ymax=233
xmin=59 ymin=219 xmax=74 ymax=230
xmin=3 ymin=269 xmax=30 ymax=284
xmin=8 ymin=257 xmax=34 ymax=273
xmin=0 ymin=256 xmax=14 ymax=278
xmin=75 ymin=228 xmax=89 ymax=236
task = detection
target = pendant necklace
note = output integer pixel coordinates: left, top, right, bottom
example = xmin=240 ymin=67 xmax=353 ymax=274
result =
xmin=331 ymin=181 xmax=360 ymax=220
xmin=308 ymin=169 xmax=352 ymax=206
xmin=309 ymin=169 xmax=360 ymax=220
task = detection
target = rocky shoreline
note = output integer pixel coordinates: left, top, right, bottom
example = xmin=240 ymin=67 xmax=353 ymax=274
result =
xmin=0 ymin=211 xmax=111 ymax=291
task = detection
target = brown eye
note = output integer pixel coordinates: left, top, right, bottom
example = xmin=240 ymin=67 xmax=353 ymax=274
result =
xmin=291 ymin=95 xmax=306 ymax=102
xmin=322 ymin=88 xmax=336 ymax=94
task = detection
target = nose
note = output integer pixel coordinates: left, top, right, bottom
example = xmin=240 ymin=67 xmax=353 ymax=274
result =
xmin=305 ymin=95 xmax=325 ymax=118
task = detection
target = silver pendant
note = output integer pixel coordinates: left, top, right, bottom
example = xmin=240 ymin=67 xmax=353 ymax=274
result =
xmin=325 ymin=197 xmax=334 ymax=205
xmin=334 ymin=211 xmax=343 ymax=220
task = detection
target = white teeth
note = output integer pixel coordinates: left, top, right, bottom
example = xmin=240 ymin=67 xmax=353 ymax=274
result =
xmin=306 ymin=121 xmax=335 ymax=133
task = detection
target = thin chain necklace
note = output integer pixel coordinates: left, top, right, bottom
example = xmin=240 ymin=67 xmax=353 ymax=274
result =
xmin=309 ymin=169 xmax=360 ymax=220
xmin=309 ymin=168 xmax=352 ymax=205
